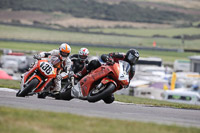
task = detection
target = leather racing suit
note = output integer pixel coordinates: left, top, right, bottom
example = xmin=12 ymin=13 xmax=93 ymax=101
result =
xmin=70 ymin=54 xmax=89 ymax=74
xmin=38 ymin=49 xmax=71 ymax=93
xmin=101 ymin=52 xmax=136 ymax=81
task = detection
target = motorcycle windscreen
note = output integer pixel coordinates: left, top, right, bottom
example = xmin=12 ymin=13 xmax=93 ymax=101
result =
xmin=118 ymin=60 xmax=130 ymax=84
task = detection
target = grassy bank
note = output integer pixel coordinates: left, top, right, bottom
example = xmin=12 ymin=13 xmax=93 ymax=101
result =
xmin=0 ymin=24 xmax=200 ymax=49
xmin=0 ymin=41 xmax=199 ymax=62
xmin=0 ymin=106 xmax=199 ymax=133
xmin=0 ymin=79 xmax=20 ymax=89
xmin=0 ymin=79 xmax=200 ymax=110
xmin=89 ymin=28 xmax=200 ymax=37
xmin=115 ymin=95 xmax=200 ymax=110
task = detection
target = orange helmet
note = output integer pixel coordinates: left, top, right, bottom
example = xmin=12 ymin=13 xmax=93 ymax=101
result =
xmin=59 ymin=43 xmax=71 ymax=57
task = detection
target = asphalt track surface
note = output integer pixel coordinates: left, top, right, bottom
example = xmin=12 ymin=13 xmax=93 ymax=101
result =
xmin=0 ymin=88 xmax=200 ymax=128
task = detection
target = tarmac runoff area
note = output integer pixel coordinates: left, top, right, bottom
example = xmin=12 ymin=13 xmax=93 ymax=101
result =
xmin=0 ymin=88 xmax=200 ymax=128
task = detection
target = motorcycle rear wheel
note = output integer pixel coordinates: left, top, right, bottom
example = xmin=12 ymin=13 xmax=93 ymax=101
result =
xmin=87 ymin=83 xmax=115 ymax=103
xmin=60 ymin=88 xmax=73 ymax=100
xmin=16 ymin=78 xmax=39 ymax=97
xmin=37 ymin=92 xmax=47 ymax=99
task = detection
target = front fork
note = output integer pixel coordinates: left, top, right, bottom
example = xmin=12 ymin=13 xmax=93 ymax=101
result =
xmin=91 ymin=78 xmax=117 ymax=95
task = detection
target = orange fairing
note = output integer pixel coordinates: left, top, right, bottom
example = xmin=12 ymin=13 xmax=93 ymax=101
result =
xmin=34 ymin=78 xmax=53 ymax=92
xmin=80 ymin=66 xmax=112 ymax=96
xmin=26 ymin=74 xmax=53 ymax=93
xmin=101 ymin=78 xmax=117 ymax=87
xmin=37 ymin=60 xmax=57 ymax=78
xmin=111 ymin=63 xmax=120 ymax=78
xmin=28 ymin=75 xmax=42 ymax=89
xmin=23 ymin=63 xmax=37 ymax=83
xmin=80 ymin=61 xmax=130 ymax=97
xmin=121 ymin=79 xmax=129 ymax=86
xmin=23 ymin=59 xmax=57 ymax=94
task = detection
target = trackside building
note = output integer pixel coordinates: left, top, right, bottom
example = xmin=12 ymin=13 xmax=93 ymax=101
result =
xmin=189 ymin=56 xmax=200 ymax=73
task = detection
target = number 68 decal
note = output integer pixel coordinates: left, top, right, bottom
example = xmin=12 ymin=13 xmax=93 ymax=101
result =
xmin=40 ymin=62 xmax=54 ymax=75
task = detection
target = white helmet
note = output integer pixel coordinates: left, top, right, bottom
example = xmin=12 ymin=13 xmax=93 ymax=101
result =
xmin=78 ymin=48 xmax=89 ymax=61
xmin=59 ymin=43 xmax=71 ymax=57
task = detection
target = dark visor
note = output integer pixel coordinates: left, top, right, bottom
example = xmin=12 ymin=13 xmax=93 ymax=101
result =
xmin=61 ymin=51 xmax=70 ymax=57
xmin=80 ymin=55 xmax=87 ymax=60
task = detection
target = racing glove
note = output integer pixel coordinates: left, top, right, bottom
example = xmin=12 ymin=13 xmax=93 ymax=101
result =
xmin=74 ymin=72 xmax=82 ymax=79
xmin=106 ymin=57 xmax=114 ymax=65
xmin=33 ymin=54 xmax=41 ymax=60
xmin=68 ymin=71 xmax=74 ymax=78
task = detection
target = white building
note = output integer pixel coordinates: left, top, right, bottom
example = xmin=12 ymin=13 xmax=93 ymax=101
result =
xmin=189 ymin=56 xmax=200 ymax=73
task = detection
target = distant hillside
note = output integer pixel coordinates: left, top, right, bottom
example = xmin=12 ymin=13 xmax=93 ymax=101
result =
xmin=0 ymin=0 xmax=199 ymax=24
xmin=97 ymin=0 xmax=200 ymax=10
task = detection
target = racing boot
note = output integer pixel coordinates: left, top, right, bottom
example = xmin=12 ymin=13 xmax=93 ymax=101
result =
xmin=51 ymin=78 xmax=61 ymax=99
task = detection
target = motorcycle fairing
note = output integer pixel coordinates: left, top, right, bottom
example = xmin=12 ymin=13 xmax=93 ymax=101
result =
xmin=80 ymin=66 xmax=113 ymax=97
xmin=101 ymin=77 xmax=117 ymax=87
xmin=23 ymin=64 xmax=37 ymax=84
xmin=118 ymin=60 xmax=130 ymax=86
xmin=71 ymin=82 xmax=84 ymax=99
xmin=34 ymin=77 xmax=53 ymax=92
xmin=38 ymin=60 xmax=57 ymax=78
xmin=21 ymin=60 xmax=57 ymax=94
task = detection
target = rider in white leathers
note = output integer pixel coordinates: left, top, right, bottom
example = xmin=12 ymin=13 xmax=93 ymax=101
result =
xmin=34 ymin=43 xmax=72 ymax=94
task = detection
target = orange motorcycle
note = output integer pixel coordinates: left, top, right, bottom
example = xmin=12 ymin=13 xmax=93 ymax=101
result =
xmin=60 ymin=60 xmax=130 ymax=103
xmin=16 ymin=59 xmax=58 ymax=97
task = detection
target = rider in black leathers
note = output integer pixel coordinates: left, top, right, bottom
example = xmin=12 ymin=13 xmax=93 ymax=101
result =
xmin=61 ymin=48 xmax=89 ymax=87
xmin=70 ymin=54 xmax=89 ymax=74
xmin=76 ymin=49 xmax=140 ymax=104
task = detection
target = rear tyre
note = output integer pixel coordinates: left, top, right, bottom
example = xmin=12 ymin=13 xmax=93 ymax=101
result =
xmin=54 ymin=93 xmax=61 ymax=100
xmin=87 ymin=83 xmax=115 ymax=103
xmin=37 ymin=92 xmax=47 ymax=99
xmin=60 ymin=88 xmax=73 ymax=100
xmin=16 ymin=78 xmax=39 ymax=97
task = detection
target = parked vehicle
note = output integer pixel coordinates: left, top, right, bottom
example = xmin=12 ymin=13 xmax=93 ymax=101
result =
xmin=16 ymin=59 xmax=58 ymax=98
xmin=0 ymin=55 xmax=30 ymax=73
xmin=173 ymin=60 xmax=190 ymax=72
xmin=162 ymin=90 xmax=200 ymax=105
xmin=0 ymin=55 xmax=19 ymax=73
xmin=60 ymin=60 xmax=130 ymax=103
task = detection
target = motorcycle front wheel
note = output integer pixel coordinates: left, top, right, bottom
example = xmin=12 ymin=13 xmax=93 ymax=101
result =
xmin=16 ymin=78 xmax=39 ymax=97
xmin=87 ymin=83 xmax=115 ymax=103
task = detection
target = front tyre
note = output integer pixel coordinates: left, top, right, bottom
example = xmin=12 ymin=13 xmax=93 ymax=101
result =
xmin=87 ymin=83 xmax=115 ymax=103
xmin=16 ymin=78 xmax=39 ymax=97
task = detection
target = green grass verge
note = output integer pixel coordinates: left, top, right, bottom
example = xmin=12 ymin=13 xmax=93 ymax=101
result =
xmin=0 ymin=79 xmax=20 ymax=89
xmin=0 ymin=41 xmax=199 ymax=63
xmin=0 ymin=79 xmax=200 ymax=110
xmin=115 ymin=95 xmax=200 ymax=110
xmin=89 ymin=28 xmax=200 ymax=37
xmin=0 ymin=106 xmax=199 ymax=133
xmin=0 ymin=24 xmax=200 ymax=49
xmin=0 ymin=41 xmax=126 ymax=56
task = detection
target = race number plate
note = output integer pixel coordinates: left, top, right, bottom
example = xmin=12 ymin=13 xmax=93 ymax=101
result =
xmin=39 ymin=62 xmax=54 ymax=75
xmin=118 ymin=60 xmax=130 ymax=82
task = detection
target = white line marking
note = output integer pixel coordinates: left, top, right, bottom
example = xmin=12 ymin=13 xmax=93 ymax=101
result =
xmin=0 ymin=88 xmax=18 ymax=93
